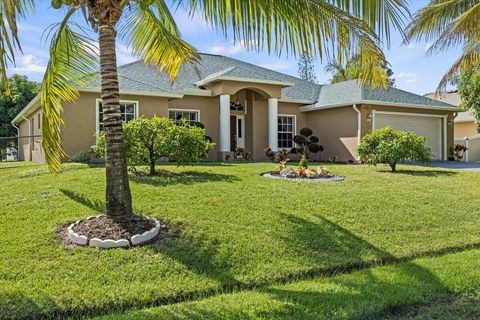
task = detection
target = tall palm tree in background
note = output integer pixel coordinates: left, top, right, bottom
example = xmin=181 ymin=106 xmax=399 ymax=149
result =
xmin=406 ymin=0 xmax=480 ymax=92
xmin=1 ymin=0 xmax=409 ymax=218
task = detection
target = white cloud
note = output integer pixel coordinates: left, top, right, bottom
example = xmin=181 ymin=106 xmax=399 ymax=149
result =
xmin=407 ymin=44 xmax=415 ymax=49
xmin=397 ymin=71 xmax=418 ymax=85
xmin=209 ymin=40 xmax=256 ymax=56
xmin=12 ymin=54 xmax=46 ymax=73
xmin=116 ymin=44 xmax=137 ymax=65
xmin=259 ymin=61 xmax=293 ymax=71
xmin=397 ymin=72 xmax=417 ymax=79
xmin=424 ymin=42 xmax=433 ymax=51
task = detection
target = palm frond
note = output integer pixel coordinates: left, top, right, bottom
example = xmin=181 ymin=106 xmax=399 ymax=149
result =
xmin=437 ymin=38 xmax=480 ymax=92
xmin=332 ymin=0 xmax=410 ymax=46
xmin=0 ymin=0 xmax=34 ymax=93
xmin=41 ymin=9 xmax=99 ymax=173
xmin=119 ymin=0 xmax=200 ymax=82
xmin=178 ymin=0 xmax=408 ymax=87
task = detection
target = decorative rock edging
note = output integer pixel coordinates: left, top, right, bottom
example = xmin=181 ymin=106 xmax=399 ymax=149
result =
xmin=66 ymin=215 xmax=160 ymax=248
xmin=262 ymin=173 xmax=345 ymax=182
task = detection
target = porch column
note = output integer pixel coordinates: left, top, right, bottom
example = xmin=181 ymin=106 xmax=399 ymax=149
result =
xmin=219 ymin=94 xmax=230 ymax=152
xmin=268 ymin=98 xmax=278 ymax=151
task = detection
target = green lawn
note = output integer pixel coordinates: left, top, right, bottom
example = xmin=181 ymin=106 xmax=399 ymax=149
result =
xmin=1 ymin=161 xmax=480 ymax=319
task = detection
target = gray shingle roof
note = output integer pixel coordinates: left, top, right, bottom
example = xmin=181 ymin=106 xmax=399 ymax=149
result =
xmin=313 ymin=80 xmax=456 ymax=109
xmin=80 ymin=54 xmax=455 ymax=109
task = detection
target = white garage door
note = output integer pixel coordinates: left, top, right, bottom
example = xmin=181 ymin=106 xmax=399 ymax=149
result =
xmin=374 ymin=113 xmax=443 ymax=160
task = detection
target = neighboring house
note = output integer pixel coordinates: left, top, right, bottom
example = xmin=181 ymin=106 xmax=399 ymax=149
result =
xmin=425 ymin=90 xmax=478 ymax=139
xmin=426 ymin=90 xmax=480 ymax=162
xmin=13 ymin=53 xmax=457 ymax=163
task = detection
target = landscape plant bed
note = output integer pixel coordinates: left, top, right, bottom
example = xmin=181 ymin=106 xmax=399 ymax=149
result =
xmin=263 ymin=172 xmax=344 ymax=182
xmin=65 ymin=215 xmax=164 ymax=248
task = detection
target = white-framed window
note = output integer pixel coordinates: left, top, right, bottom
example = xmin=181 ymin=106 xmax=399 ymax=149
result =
xmin=96 ymin=99 xmax=138 ymax=132
xmin=277 ymin=115 xmax=296 ymax=149
xmin=168 ymin=109 xmax=200 ymax=123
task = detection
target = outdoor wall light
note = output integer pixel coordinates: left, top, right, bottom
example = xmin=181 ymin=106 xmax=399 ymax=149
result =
xmin=366 ymin=112 xmax=373 ymax=124
xmin=447 ymin=118 xmax=454 ymax=126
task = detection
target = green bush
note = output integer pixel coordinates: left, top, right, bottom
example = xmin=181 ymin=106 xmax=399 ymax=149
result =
xmin=298 ymin=155 xmax=308 ymax=168
xmin=357 ymin=127 xmax=432 ymax=172
xmin=93 ymin=117 xmax=215 ymax=175
xmin=70 ymin=149 xmax=90 ymax=163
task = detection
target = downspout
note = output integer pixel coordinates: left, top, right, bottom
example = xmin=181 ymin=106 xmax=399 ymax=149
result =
xmin=352 ymin=104 xmax=361 ymax=160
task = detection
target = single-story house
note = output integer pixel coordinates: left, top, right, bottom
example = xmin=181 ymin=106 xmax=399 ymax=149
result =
xmin=13 ymin=53 xmax=458 ymax=163
xmin=425 ymin=90 xmax=478 ymax=139
xmin=426 ymin=90 xmax=480 ymax=162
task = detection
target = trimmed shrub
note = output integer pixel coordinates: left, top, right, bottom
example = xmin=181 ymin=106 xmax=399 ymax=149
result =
xmin=292 ymin=127 xmax=323 ymax=159
xmin=357 ymin=127 xmax=432 ymax=172
xmin=298 ymin=155 xmax=308 ymax=168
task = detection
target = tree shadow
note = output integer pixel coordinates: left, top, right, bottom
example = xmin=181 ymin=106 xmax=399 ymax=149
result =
xmin=379 ymin=169 xmax=457 ymax=176
xmin=129 ymin=170 xmax=239 ymax=187
xmin=60 ymin=188 xmax=105 ymax=213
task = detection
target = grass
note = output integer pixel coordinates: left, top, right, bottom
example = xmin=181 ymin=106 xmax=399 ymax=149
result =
xmin=90 ymin=248 xmax=480 ymax=319
xmin=1 ymin=161 xmax=480 ymax=319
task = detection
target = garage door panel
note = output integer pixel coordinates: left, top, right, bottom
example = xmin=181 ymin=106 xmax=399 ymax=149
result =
xmin=375 ymin=113 xmax=443 ymax=160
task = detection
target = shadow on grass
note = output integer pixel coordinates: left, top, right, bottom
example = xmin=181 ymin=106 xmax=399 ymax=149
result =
xmin=129 ymin=170 xmax=239 ymax=187
xmin=60 ymin=189 xmax=105 ymax=213
xmin=379 ymin=169 xmax=457 ymax=176
xmin=6 ymin=208 xmax=476 ymax=319
xmin=109 ymin=216 xmax=453 ymax=320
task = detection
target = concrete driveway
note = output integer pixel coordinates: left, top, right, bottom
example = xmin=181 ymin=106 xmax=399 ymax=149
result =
xmin=418 ymin=161 xmax=480 ymax=171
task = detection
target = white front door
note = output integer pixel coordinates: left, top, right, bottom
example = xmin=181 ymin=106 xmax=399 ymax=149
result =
xmin=236 ymin=115 xmax=245 ymax=148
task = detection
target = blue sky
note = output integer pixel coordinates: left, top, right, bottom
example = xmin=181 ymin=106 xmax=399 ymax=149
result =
xmin=7 ymin=0 xmax=460 ymax=95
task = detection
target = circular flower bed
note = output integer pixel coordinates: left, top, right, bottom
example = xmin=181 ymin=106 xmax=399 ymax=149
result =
xmin=263 ymin=166 xmax=344 ymax=182
xmin=65 ymin=215 xmax=164 ymax=248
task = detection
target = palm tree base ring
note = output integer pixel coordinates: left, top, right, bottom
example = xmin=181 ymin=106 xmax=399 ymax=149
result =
xmin=66 ymin=215 xmax=161 ymax=248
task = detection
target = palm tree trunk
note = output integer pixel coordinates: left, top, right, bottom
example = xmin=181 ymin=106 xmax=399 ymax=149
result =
xmin=98 ymin=25 xmax=133 ymax=217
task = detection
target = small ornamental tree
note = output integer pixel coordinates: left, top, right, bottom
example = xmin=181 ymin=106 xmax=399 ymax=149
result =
xmin=171 ymin=120 xmax=215 ymax=164
xmin=357 ymin=127 xmax=433 ymax=172
xmin=93 ymin=117 xmax=214 ymax=174
xmin=291 ymin=127 xmax=324 ymax=159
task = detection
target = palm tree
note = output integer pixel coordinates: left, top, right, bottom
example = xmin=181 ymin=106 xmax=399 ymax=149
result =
xmin=0 ymin=0 xmax=33 ymax=95
xmin=406 ymin=0 xmax=480 ymax=92
xmin=324 ymin=54 xmax=395 ymax=87
xmin=2 ymin=0 xmax=409 ymax=218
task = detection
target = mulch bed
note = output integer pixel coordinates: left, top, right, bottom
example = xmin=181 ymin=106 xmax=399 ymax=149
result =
xmin=72 ymin=215 xmax=155 ymax=240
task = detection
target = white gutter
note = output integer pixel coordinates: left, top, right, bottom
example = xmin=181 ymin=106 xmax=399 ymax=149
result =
xmin=300 ymin=100 xmax=459 ymax=112
xmin=352 ymin=104 xmax=361 ymax=160
xmin=11 ymin=94 xmax=41 ymax=124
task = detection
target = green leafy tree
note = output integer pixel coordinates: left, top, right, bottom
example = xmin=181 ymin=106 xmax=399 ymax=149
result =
xmin=0 ymin=0 xmax=409 ymax=219
xmin=0 ymin=75 xmax=39 ymax=136
xmin=93 ymin=117 xmax=214 ymax=175
xmin=297 ymin=54 xmax=318 ymax=83
xmin=357 ymin=127 xmax=433 ymax=172
xmin=406 ymin=1 xmax=480 ymax=92
xmin=454 ymin=68 xmax=480 ymax=131
xmin=171 ymin=120 xmax=215 ymax=165
xmin=325 ymin=55 xmax=395 ymax=87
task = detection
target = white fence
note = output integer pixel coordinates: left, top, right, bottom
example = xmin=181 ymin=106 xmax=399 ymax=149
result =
xmin=454 ymin=136 xmax=480 ymax=163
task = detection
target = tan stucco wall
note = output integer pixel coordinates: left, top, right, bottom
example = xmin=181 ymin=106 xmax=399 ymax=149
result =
xmin=207 ymin=80 xmax=283 ymax=99
xmin=454 ymin=121 xmax=477 ymax=138
xmin=17 ymin=107 xmax=44 ymax=162
xmin=360 ymin=104 xmax=454 ymax=160
xmin=306 ymin=106 xmax=358 ymax=162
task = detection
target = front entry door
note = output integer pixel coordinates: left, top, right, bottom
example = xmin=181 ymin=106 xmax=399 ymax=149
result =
xmin=236 ymin=115 xmax=245 ymax=148
xmin=230 ymin=116 xmax=237 ymax=151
